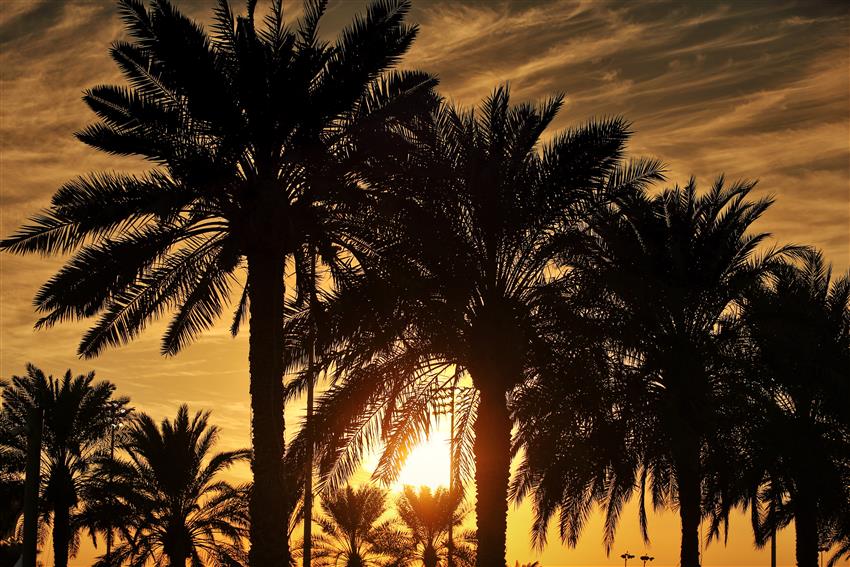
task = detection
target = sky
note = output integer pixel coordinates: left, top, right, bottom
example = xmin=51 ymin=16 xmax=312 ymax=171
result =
xmin=1 ymin=0 xmax=849 ymax=565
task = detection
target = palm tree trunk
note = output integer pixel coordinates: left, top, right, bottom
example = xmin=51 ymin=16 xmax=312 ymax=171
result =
xmin=22 ymin=407 xmax=42 ymax=567
xmin=793 ymin=489 xmax=819 ymax=567
xmin=52 ymin=501 xmax=71 ymax=567
xmin=675 ymin=441 xmax=701 ymax=567
xmin=247 ymin=251 xmax=289 ymax=567
xmin=472 ymin=382 xmax=510 ymax=567
xmin=423 ymin=543 xmax=438 ymax=567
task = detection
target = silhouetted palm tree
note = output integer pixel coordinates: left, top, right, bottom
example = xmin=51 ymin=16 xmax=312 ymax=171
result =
xmin=306 ymin=484 xmax=394 ymax=567
xmin=392 ymin=485 xmax=472 ymax=567
xmin=512 ymin=178 xmax=786 ymax=566
xmin=0 ymin=0 xmax=436 ymax=562
xmin=0 ymin=364 xmax=128 ymax=567
xmin=88 ymin=405 xmax=250 ymax=567
xmin=575 ymin=178 xmax=785 ymax=567
xmin=283 ymin=87 xmax=657 ymax=566
xmin=719 ymin=249 xmax=850 ymax=567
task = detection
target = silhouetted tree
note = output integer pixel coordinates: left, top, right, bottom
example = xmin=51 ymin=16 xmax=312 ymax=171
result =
xmin=306 ymin=484 xmax=394 ymax=567
xmin=572 ymin=178 xmax=785 ymax=567
xmin=718 ymin=249 xmax=850 ymax=567
xmin=392 ymin=485 xmax=473 ymax=567
xmin=283 ymin=87 xmax=656 ymax=567
xmin=88 ymin=405 xmax=249 ymax=567
xmin=0 ymin=364 xmax=128 ymax=567
xmin=0 ymin=0 xmax=436 ymax=563
xmin=512 ymin=177 xmax=787 ymax=566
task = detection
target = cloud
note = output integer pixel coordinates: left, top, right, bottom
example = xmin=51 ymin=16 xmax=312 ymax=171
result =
xmin=0 ymin=1 xmax=847 ymax=562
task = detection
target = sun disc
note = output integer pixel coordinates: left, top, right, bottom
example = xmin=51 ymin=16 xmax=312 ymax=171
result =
xmin=394 ymin=431 xmax=451 ymax=491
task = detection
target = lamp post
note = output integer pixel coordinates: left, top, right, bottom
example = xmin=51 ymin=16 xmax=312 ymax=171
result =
xmin=106 ymin=401 xmax=131 ymax=562
xmin=447 ymin=374 xmax=459 ymax=567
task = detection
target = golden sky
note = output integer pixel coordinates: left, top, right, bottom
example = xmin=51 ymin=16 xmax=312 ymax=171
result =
xmin=1 ymin=1 xmax=848 ymax=565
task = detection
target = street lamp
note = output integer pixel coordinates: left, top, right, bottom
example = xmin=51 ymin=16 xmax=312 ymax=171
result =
xmin=105 ymin=401 xmax=132 ymax=562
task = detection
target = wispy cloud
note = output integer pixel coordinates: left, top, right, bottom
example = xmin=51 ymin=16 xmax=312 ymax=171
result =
xmin=0 ymin=1 xmax=847 ymax=563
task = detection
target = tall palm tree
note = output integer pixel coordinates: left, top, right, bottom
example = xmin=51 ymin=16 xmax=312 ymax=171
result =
xmin=553 ymin=177 xmax=786 ymax=567
xmin=722 ymin=249 xmax=850 ymax=567
xmin=86 ymin=405 xmax=250 ymax=567
xmin=306 ymin=484 xmax=394 ymax=567
xmin=0 ymin=1 xmax=437 ymax=563
xmin=393 ymin=485 xmax=472 ymax=567
xmin=284 ymin=88 xmax=660 ymax=566
xmin=0 ymin=364 xmax=128 ymax=567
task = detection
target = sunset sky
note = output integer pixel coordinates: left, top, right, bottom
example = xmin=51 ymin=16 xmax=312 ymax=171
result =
xmin=1 ymin=1 xmax=848 ymax=566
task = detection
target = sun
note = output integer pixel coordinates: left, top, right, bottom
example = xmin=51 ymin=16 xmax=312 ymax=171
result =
xmin=394 ymin=428 xmax=452 ymax=491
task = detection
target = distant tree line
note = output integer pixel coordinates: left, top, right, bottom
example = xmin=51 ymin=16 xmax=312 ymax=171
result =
xmin=1 ymin=0 xmax=848 ymax=566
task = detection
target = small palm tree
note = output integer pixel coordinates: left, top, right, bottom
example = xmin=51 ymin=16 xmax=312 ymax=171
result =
xmin=0 ymin=364 xmax=128 ymax=567
xmin=0 ymin=1 xmax=436 ymax=563
xmin=393 ymin=485 xmax=471 ymax=567
xmin=620 ymin=552 xmax=634 ymax=567
xmin=88 ymin=405 xmax=250 ymax=567
xmin=307 ymin=485 xmax=394 ymax=567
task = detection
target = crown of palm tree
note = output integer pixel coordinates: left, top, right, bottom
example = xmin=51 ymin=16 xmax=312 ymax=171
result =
xmin=392 ymin=485 xmax=472 ymax=567
xmin=306 ymin=484 xmax=395 ymax=567
xmin=0 ymin=0 xmax=437 ymax=357
xmin=284 ymin=86 xmax=658 ymax=487
xmin=87 ymin=405 xmax=250 ymax=567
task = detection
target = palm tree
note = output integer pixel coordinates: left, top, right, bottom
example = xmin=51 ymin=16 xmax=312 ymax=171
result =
xmin=283 ymin=87 xmax=657 ymax=566
xmin=725 ymin=249 xmax=850 ymax=567
xmin=512 ymin=177 xmax=786 ymax=566
xmin=393 ymin=485 xmax=471 ymax=567
xmin=0 ymin=364 xmax=128 ymax=567
xmin=0 ymin=1 xmax=437 ymax=563
xmin=571 ymin=177 xmax=784 ymax=567
xmin=306 ymin=484 xmax=394 ymax=567
xmin=88 ymin=405 xmax=250 ymax=567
